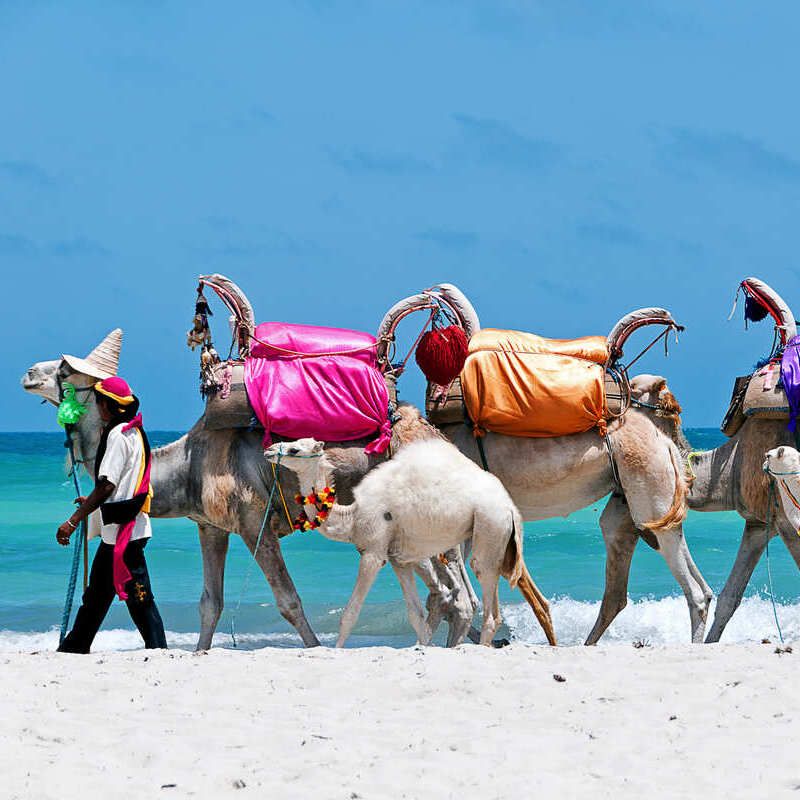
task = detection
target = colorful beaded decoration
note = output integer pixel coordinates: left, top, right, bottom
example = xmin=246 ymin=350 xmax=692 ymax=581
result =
xmin=292 ymin=487 xmax=336 ymax=531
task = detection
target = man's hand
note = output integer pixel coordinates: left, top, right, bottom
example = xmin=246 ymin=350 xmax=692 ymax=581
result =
xmin=57 ymin=480 xmax=113 ymax=547
xmin=56 ymin=522 xmax=75 ymax=546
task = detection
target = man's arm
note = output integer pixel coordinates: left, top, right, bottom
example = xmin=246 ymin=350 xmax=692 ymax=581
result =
xmin=56 ymin=479 xmax=115 ymax=546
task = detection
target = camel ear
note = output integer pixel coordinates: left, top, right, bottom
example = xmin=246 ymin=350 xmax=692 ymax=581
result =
xmin=778 ymin=447 xmax=785 ymax=460
xmin=652 ymin=377 xmax=667 ymax=393
xmin=312 ymin=440 xmax=325 ymax=454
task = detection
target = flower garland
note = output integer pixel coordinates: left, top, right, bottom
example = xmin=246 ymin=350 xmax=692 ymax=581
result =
xmin=292 ymin=487 xmax=336 ymax=531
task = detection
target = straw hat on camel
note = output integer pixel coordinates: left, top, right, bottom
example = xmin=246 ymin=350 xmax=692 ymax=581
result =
xmin=62 ymin=329 xmax=122 ymax=380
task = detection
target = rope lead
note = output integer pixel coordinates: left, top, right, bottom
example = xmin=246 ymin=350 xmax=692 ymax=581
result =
xmin=60 ymin=430 xmax=87 ymax=645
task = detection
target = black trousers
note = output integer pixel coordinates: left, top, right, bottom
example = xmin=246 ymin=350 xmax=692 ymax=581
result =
xmin=58 ymin=539 xmax=167 ymax=653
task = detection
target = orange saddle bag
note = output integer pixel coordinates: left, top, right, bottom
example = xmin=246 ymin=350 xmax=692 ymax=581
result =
xmin=461 ymin=329 xmax=610 ymax=437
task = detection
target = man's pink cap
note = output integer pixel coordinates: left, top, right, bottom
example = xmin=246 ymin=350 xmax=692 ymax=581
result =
xmin=94 ymin=376 xmax=135 ymax=405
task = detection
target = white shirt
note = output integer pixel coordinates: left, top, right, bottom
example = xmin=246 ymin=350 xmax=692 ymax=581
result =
xmin=94 ymin=423 xmax=152 ymax=545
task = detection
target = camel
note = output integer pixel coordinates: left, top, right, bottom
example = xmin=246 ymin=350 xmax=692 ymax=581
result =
xmin=264 ymin=437 xmax=557 ymax=647
xmin=678 ymin=315 xmax=799 ymax=643
xmin=21 ymin=335 xmax=476 ymax=650
xmin=763 ymin=446 xmax=800 ymax=538
xmin=666 ymin=278 xmax=800 ymax=642
xmin=377 ymin=286 xmax=714 ymax=643
xmin=678 ymin=419 xmax=799 ymax=642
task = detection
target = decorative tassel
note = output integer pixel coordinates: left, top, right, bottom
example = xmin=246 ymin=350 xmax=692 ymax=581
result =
xmin=744 ymin=294 xmax=770 ymax=324
xmin=415 ymin=324 xmax=469 ymax=385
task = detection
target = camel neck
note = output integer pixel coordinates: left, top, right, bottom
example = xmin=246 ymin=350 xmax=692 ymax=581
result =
xmin=686 ymin=438 xmax=737 ymax=512
xmin=148 ymin=434 xmax=192 ymax=518
xmin=295 ymin=460 xmax=329 ymax=500
xmin=292 ymin=459 xmax=355 ymax=541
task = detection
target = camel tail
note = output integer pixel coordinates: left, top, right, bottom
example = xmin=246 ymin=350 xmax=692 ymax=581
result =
xmin=502 ymin=509 xmax=558 ymax=646
xmin=642 ymin=445 xmax=688 ymax=532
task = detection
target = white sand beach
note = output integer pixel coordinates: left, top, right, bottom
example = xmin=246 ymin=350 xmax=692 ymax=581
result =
xmin=2 ymin=642 xmax=799 ymax=799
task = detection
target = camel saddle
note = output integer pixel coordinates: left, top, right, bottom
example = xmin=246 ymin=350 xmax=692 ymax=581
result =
xmin=206 ymin=322 xmax=392 ymax=454
xmin=460 ymin=329 xmax=616 ymax=438
xmin=721 ymin=361 xmax=790 ymax=436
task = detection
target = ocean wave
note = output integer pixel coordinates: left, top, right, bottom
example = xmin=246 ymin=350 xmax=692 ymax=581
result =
xmin=2 ymin=594 xmax=797 ymax=652
xmin=503 ymin=593 xmax=800 ymax=645
xmin=0 ymin=628 xmax=338 ymax=652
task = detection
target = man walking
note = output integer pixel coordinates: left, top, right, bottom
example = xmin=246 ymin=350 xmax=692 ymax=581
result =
xmin=56 ymin=376 xmax=167 ymax=653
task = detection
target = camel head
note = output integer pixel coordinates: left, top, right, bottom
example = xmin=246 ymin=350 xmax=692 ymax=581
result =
xmin=52 ymin=359 xmax=104 ymax=467
xmin=263 ymin=438 xmax=356 ymax=540
xmin=264 ymin=437 xmax=325 ymax=463
xmin=20 ymin=359 xmax=61 ymax=405
xmin=763 ymin=446 xmax=800 ymax=476
xmin=764 ymin=446 xmax=800 ymax=535
xmin=21 ymin=329 xmax=123 ymax=469
xmin=264 ymin=438 xmax=326 ymax=491
xmin=629 ymin=373 xmax=689 ymax=453
xmin=629 ymin=374 xmax=682 ymax=415
xmin=20 ymin=356 xmax=104 ymax=472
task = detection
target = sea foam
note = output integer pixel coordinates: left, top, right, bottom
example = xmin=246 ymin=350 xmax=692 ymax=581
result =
xmin=0 ymin=628 xmax=338 ymax=652
xmin=503 ymin=593 xmax=800 ymax=645
xmin=1 ymin=594 xmax=797 ymax=652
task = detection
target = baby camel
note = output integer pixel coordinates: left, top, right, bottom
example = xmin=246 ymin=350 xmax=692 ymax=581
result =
xmin=264 ymin=437 xmax=557 ymax=647
xmin=763 ymin=446 xmax=800 ymax=536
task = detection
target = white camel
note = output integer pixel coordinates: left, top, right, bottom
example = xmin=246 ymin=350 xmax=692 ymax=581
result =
xmin=763 ymin=446 xmax=800 ymax=535
xmin=264 ymin=437 xmax=557 ymax=647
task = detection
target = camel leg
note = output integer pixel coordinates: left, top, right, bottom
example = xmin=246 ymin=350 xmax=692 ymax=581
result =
xmin=469 ymin=520 xmax=506 ymax=646
xmin=706 ymin=521 xmax=769 ymax=643
xmin=435 ymin=551 xmax=475 ymax=647
xmin=415 ymin=559 xmax=449 ymax=635
xmin=685 ymin=544 xmax=714 ymax=614
xmin=778 ymin=523 xmax=800 ymax=568
xmin=585 ymin=495 xmax=639 ymax=645
xmin=393 ymin=560 xmax=432 ymax=645
xmin=655 ymin=527 xmax=708 ymax=643
xmin=456 ymin=541 xmax=480 ymax=611
xmin=240 ymin=513 xmax=321 ymax=647
xmin=197 ymin=524 xmax=230 ymax=651
xmin=337 ymin=552 xmax=386 ymax=647
xmin=463 ymin=528 xmax=504 ymax=646
xmin=413 ymin=556 xmax=471 ymax=646
xmin=472 ymin=567 xmax=502 ymax=646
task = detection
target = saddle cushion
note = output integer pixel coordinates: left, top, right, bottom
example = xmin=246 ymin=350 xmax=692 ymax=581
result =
xmin=244 ymin=322 xmax=391 ymax=453
xmin=461 ymin=329 xmax=609 ymax=438
xmin=743 ymin=362 xmax=790 ymax=418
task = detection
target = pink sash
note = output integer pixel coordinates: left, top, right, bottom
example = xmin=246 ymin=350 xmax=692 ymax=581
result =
xmin=112 ymin=415 xmax=151 ymax=600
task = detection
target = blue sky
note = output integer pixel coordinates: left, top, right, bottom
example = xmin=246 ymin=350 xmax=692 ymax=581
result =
xmin=4 ymin=1 xmax=800 ymax=430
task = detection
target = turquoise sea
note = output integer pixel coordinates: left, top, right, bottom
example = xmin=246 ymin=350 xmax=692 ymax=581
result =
xmin=2 ymin=428 xmax=799 ymax=651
